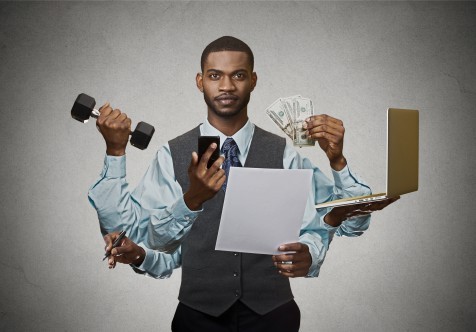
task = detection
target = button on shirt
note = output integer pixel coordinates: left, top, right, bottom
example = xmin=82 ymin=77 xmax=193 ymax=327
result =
xmin=89 ymin=119 xmax=372 ymax=279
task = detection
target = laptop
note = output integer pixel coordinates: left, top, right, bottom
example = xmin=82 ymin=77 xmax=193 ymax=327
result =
xmin=315 ymin=108 xmax=419 ymax=209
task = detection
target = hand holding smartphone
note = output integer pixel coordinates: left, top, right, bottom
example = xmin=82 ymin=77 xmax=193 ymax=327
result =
xmin=198 ymin=136 xmax=220 ymax=168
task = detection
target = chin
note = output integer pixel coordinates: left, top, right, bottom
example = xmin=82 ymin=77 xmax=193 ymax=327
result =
xmin=211 ymin=106 xmax=243 ymax=118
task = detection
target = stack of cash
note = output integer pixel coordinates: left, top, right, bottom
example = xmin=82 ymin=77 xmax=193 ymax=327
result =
xmin=265 ymin=95 xmax=315 ymax=147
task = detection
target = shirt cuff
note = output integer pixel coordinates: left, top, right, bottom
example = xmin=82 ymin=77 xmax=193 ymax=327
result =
xmin=299 ymin=235 xmax=325 ymax=278
xmin=172 ymin=195 xmax=202 ymax=226
xmin=101 ymin=155 xmax=126 ymax=178
xmin=331 ymin=164 xmax=355 ymax=189
xmin=132 ymin=244 xmax=154 ymax=272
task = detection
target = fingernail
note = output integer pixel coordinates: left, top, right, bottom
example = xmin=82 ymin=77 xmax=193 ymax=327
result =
xmin=274 ymin=262 xmax=277 ymax=267
xmin=302 ymin=122 xmax=308 ymax=129
xmin=306 ymin=117 xmax=311 ymax=122
xmin=279 ymin=245 xmax=285 ymax=250
xmin=211 ymin=143 xmax=217 ymax=148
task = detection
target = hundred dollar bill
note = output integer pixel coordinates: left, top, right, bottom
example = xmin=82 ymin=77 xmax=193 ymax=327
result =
xmin=292 ymin=97 xmax=315 ymax=147
xmin=265 ymin=99 xmax=294 ymax=139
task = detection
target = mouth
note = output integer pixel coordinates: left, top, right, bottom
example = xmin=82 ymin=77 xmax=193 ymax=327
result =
xmin=215 ymin=94 xmax=239 ymax=106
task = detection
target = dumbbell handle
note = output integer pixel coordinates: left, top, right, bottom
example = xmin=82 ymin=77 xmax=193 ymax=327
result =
xmin=91 ymin=108 xmax=134 ymax=135
xmin=90 ymin=108 xmax=101 ymax=119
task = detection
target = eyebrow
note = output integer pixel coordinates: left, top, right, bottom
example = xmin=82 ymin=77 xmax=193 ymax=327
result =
xmin=206 ymin=69 xmax=248 ymax=74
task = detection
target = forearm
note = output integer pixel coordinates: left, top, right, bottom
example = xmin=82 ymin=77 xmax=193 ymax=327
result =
xmin=88 ymin=155 xmax=148 ymax=244
xmin=320 ymin=209 xmax=371 ymax=239
xmin=147 ymin=196 xmax=200 ymax=252
xmin=298 ymin=195 xmax=329 ymax=277
xmin=318 ymin=163 xmax=373 ymax=236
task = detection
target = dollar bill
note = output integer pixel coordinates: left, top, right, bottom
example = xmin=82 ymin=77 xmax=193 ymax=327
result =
xmin=265 ymin=99 xmax=294 ymax=139
xmin=293 ymin=97 xmax=315 ymax=147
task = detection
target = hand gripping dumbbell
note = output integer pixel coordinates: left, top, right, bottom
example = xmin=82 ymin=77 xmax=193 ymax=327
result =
xmin=71 ymin=93 xmax=155 ymax=150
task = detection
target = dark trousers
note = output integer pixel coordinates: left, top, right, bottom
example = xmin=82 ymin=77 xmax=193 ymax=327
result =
xmin=171 ymin=300 xmax=300 ymax=332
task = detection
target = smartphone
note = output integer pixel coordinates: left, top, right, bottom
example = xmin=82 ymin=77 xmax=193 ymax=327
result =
xmin=198 ymin=136 xmax=220 ymax=168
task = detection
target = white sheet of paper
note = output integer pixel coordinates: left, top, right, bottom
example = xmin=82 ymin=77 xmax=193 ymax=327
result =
xmin=215 ymin=167 xmax=312 ymax=255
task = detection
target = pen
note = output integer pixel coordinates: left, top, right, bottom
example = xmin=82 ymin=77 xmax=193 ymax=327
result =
xmin=102 ymin=230 xmax=126 ymax=261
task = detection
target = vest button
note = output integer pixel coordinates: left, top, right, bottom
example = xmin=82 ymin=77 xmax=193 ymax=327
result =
xmin=233 ymin=252 xmax=239 ymax=256
xmin=235 ymin=290 xmax=240 ymax=297
xmin=233 ymin=272 xmax=238 ymax=277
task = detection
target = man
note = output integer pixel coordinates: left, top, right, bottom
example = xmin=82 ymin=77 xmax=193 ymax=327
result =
xmin=89 ymin=36 xmax=397 ymax=331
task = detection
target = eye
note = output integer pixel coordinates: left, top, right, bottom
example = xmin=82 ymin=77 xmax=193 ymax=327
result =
xmin=209 ymin=73 xmax=220 ymax=80
xmin=233 ymin=73 xmax=245 ymax=80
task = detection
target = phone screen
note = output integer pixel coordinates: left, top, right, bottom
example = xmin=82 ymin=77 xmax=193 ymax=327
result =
xmin=198 ymin=136 xmax=220 ymax=168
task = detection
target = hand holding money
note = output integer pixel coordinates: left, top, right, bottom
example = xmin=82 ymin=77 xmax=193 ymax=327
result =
xmin=265 ymin=96 xmax=347 ymax=170
xmin=303 ymin=114 xmax=346 ymax=170
xmin=265 ymin=95 xmax=315 ymax=147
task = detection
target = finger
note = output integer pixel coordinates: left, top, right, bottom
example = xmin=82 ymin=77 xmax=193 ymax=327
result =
xmin=103 ymin=234 xmax=113 ymax=251
xmin=305 ymin=114 xmax=343 ymax=129
xmin=209 ymin=168 xmax=226 ymax=189
xmin=198 ymin=143 xmax=218 ymax=169
xmin=103 ymin=232 xmax=119 ymax=252
xmin=278 ymin=267 xmax=308 ymax=278
xmin=125 ymin=118 xmax=132 ymax=132
xmin=273 ymin=254 xmax=295 ymax=262
xmin=345 ymin=210 xmax=372 ymax=218
xmin=111 ymin=244 xmax=132 ymax=256
xmin=363 ymin=197 xmax=399 ymax=212
xmin=188 ymin=152 xmax=199 ymax=172
xmin=307 ymin=124 xmax=344 ymax=138
xmin=276 ymin=260 xmax=309 ymax=272
xmin=278 ymin=242 xmax=306 ymax=252
xmin=97 ymin=105 xmax=113 ymax=121
xmin=98 ymin=102 xmax=110 ymax=112
xmin=207 ymin=155 xmax=225 ymax=173
xmin=108 ymin=255 xmax=116 ymax=269
xmin=309 ymin=131 xmax=343 ymax=145
xmin=107 ymin=109 xmax=122 ymax=121
xmin=116 ymin=112 xmax=128 ymax=122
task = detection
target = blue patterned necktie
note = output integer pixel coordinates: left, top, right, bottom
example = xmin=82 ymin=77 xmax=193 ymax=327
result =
xmin=221 ymin=137 xmax=242 ymax=191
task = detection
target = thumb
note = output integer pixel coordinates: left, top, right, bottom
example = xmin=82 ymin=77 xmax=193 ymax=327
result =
xmin=189 ymin=152 xmax=199 ymax=170
xmin=103 ymin=234 xmax=114 ymax=252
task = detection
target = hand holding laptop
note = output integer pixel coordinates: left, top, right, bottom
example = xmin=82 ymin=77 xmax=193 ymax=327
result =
xmin=316 ymin=108 xmax=419 ymax=210
xmin=324 ymin=196 xmax=400 ymax=227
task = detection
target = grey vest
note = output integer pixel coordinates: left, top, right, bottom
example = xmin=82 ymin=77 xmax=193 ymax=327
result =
xmin=169 ymin=125 xmax=293 ymax=317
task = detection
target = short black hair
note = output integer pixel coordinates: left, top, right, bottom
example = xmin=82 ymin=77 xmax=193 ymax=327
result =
xmin=200 ymin=36 xmax=254 ymax=72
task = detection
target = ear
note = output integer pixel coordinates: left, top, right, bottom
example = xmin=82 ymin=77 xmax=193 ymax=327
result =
xmin=196 ymin=73 xmax=203 ymax=92
xmin=250 ymin=72 xmax=258 ymax=92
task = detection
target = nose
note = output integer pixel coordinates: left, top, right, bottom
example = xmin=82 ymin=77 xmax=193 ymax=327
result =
xmin=219 ymin=75 xmax=236 ymax=92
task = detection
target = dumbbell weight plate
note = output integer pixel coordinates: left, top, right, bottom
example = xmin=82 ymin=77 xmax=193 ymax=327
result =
xmin=71 ymin=93 xmax=96 ymax=123
xmin=131 ymin=121 xmax=155 ymax=150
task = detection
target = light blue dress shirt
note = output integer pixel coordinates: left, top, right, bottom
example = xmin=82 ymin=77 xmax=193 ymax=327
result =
xmin=89 ymin=119 xmax=371 ymax=279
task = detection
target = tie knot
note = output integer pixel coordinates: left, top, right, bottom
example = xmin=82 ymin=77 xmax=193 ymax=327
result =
xmin=221 ymin=137 xmax=238 ymax=154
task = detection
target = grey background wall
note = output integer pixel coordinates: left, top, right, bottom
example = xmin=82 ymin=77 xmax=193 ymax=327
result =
xmin=1 ymin=1 xmax=475 ymax=331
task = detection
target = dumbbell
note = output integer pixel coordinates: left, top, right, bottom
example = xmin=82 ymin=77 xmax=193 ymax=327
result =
xmin=71 ymin=93 xmax=155 ymax=150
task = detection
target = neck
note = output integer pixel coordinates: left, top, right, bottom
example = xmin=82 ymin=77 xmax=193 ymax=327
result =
xmin=207 ymin=109 xmax=249 ymax=136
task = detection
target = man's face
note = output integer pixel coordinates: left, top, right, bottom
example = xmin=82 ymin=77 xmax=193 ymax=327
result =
xmin=197 ymin=51 xmax=257 ymax=118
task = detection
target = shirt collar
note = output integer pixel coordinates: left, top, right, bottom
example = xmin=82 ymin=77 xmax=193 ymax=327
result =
xmin=200 ymin=119 xmax=254 ymax=158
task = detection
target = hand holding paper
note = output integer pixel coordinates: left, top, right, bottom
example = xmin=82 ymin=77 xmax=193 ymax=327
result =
xmin=215 ymin=167 xmax=312 ymax=255
xmin=272 ymin=242 xmax=312 ymax=278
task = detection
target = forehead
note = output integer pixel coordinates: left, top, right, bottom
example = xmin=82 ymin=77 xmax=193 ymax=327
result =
xmin=203 ymin=51 xmax=252 ymax=72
